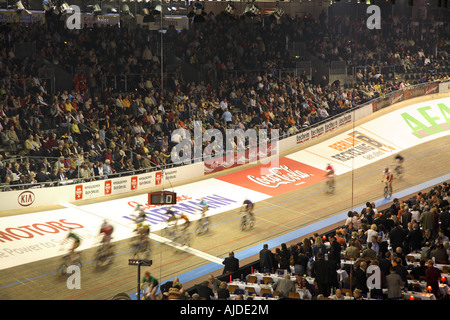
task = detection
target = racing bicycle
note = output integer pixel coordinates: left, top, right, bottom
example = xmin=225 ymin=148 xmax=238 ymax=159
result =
xmin=94 ymin=240 xmax=114 ymax=268
xmin=58 ymin=252 xmax=82 ymax=276
xmin=195 ymin=216 xmax=210 ymax=235
xmin=241 ymin=212 xmax=255 ymax=231
xmin=130 ymin=236 xmax=151 ymax=260
xmin=383 ymin=180 xmax=392 ymax=199
xmin=326 ymin=176 xmax=335 ymax=194
xmin=173 ymin=229 xmax=191 ymax=247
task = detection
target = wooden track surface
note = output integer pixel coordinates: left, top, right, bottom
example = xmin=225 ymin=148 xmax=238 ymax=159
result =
xmin=1 ymin=94 xmax=449 ymax=300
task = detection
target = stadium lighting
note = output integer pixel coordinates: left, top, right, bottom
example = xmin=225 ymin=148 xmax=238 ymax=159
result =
xmin=243 ymin=3 xmax=260 ymax=17
xmin=15 ymin=1 xmax=31 ymax=15
xmin=274 ymin=6 xmax=284 ymax=19
xmin=59 ymin=2 xmax=73 ymax=14
xmin=142 ymin=3 xmax=161 ymax=22
xmin=122 ymin=4 xmax=134 ymax=18
xmin=223 ymin=2 xmax=235 ymax=15
xmin=92 ymin=4 xmax=102 ymax=15
xmin=42 ymin=0 xmax=55 ymax=11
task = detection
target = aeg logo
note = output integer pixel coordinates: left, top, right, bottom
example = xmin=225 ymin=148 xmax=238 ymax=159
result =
xmin=18 ymin=191 xmax=35 ymax=207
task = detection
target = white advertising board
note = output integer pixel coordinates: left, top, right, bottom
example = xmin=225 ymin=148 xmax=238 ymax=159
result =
xmin=0 ymin=162 xmax=204 ymax=211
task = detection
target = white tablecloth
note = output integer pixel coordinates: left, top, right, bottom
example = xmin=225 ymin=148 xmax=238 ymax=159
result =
xmin=407 ymin=262 xmax=449 ymax=272
xmin=247 ymin=273 xmax=315 ymax=285
xmin=407 ymin=280 xmax=449 ymax=296
xmin=228 ymin=279 xmax=312 ymax=299
xmin=403 ymin=291 xmax=436 ymax=300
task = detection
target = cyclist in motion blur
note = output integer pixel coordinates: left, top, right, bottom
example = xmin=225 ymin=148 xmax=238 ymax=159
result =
xmin=382 ymin=167 xmax=394 ymax=198
xmin=174 ymin=211 xmax=191 ymax=246
xmin=58 ymin=228 xmax=83 ymax=275
xmin=133 ymin=222 xmax=151 ymax=259
xmin=393 ymin=154 xmax=404 ymax=177
xmin=99 ymin=220 xmax=114 ymax=255
xmin=196 ymin=197 xmax=210 ymax=234
xmin=325 ymin=163 xmax=336 ymax=193
xmin=62 ymin=228 xmax=82 ymax=264
xmin=133 ymin=204 xmax=146 ymax=225
xmin=241 ymin=199 xmax=255 ymax=230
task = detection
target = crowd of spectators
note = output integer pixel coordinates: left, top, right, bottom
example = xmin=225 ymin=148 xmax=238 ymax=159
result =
xmin=252 ymin=183 xmax=449 ymax=300
xmin=144 ymin=182 xmax=449 ymax=300
xmin=0 ymin=10 xmax=449 ymax=190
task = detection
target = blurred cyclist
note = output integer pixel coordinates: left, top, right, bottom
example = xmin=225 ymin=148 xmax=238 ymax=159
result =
xmin=99 ymin=220 xmax=114 ymax=254
xmin=243 ymin=199 xmax=255 ymax=219
xmin=133 ymin=203 xmax=146 ymax=224
xmin=393 ymin=154 xmax=404 ymax=174
xmin=198 ymin=198 xmax=209 ymax=214
xmin=382 ymin=167 xmax=394 ymax=195
xmin=177 ymin=211 xmax=190 ymax=231
xmin=65 ymin=228 xmax=81 ymax=263
xmin=165 ymin=205 xmax=177 ymax=225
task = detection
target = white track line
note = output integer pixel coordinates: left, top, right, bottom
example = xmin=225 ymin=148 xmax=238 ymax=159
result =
xmin=59 ymin=202 xmax=223 ymax=265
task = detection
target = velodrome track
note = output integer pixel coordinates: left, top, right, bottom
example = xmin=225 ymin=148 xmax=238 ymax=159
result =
xmin=0 ymin=94 xmax=449 ymax=300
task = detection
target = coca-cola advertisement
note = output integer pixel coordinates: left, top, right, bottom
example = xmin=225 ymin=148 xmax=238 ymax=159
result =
xmin=216 ymin=157 xmax=326 ymax=196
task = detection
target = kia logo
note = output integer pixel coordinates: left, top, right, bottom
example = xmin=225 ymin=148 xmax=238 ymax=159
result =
xmin=18 ymin=191 xmax=35 ymax=207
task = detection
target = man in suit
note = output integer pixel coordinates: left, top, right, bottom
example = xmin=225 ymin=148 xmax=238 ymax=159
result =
xmin=386 ymin=267 xmax=404 ymax=299
xmin=222 ymin=251 xmax=239 ymax=275
xmin=400 ymin=205 xmax=412 ymax=229
xmin=420 ymin=206 xmax=435 ymax=237
xmin=389 ymin=223 xmax=406 ymax=252
xmin=406 ymin=223 xmax=423 ymax=252
xmin=354 ymin=260 xmax=369 ymax=294
xmin=194 ymin=281 xmax=214 ymax=300
xmin=440 ymin=206 xmax=450 ymax=239
xmin=35 ymin=167 xmax=51 ymax=183
xmin=259 ymin=244 xmax=275 ymax=273
xmin=57 ymin=167 xmax=68 ymax=182
xmin=328 ymin=236 xmax=342 ymax=268
xmin=311 ymin=252 xmax=334 ymax=297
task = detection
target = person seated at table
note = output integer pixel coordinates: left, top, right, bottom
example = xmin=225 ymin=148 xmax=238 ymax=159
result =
xmin=329 ymin=288 xmax=345 ymax=300
xmin=410 ymin=259 xmax=427 ymax=280
xmin=353 ymin=288 xmax=364 ymax=300
xmin=294 ymin=273 xmax=314 ymax=297
xmin=430 ymin=243 xmax=449 ymax=264
xmin=216 ymin=281 xmax=230 ymax=300
xmin=207 ymin=274 xmax=221 ymax=293
xmin=194 ymin=281 xmax=215 ymax=300
xmin=272 ymin=274 xmax=296 ymax=298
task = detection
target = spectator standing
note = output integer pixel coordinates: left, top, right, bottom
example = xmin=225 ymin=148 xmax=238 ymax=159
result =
xmin=311 ymin=252 xmax=333 ymax=297
xmin=259 ymin=244 xmax=275 ymax=273
xmin=425 ymin=260 xmax=441 ymax=298
xmin=222 ymin=251 xmax=239 ymax=275
xmin=385 ymin=267 xmax=404 ymax=299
